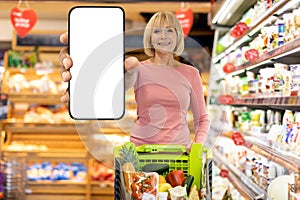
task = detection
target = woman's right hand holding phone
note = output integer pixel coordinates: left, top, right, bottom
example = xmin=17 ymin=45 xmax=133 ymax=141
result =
xmin=59 ymin=32 xmax=73 ymax=103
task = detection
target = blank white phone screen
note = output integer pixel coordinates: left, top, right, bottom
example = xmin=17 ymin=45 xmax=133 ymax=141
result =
xmin=68 ymin=6 xmax=124 ymax=120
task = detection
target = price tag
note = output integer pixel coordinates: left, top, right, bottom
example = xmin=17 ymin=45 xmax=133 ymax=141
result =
xmin=244 ymin=49 xmax=259 ymax=62
xmin=243 ymin=141 xmax=253 ymax=148
xmin=219 ymin=169 xmax=229 ymax=178
xmin=217 ymin=95 xmax=234 ymax=105
xmin=232 ymin=132 xmax=245 ymax=145
xmin=223 ymin=63 xmax=235 ymax=73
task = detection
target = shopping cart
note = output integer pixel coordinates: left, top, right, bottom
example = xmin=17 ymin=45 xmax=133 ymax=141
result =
xmin=114 ymin=142 xmax=212 ymax=200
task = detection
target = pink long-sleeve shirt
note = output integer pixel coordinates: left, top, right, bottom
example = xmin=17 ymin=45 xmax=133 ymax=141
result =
xmin=129 ymin=62 xmax=210 ymax=147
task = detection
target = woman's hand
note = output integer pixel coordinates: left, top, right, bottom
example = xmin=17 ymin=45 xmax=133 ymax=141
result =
xmin=125 ymin=56 xmax=140 ymax=72
xmin=59 ymin=32 xmax=73 ymax=103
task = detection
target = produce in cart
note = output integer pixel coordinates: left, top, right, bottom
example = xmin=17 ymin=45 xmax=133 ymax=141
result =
xmin=119 ymin=143 xmax=139 ymax=193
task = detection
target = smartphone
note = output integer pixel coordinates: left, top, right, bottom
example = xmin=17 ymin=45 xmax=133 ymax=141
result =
xmin=68 ymin=6 xmax=124 ymax=120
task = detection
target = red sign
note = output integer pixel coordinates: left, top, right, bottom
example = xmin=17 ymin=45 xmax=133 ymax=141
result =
xmin=230 ymin=22 xmax=248 ymax=39
xmin=10 ymin=6 xmax=37 ymax=38
xmin=175 ymin=8 xmax=194 ymax=38
xmin=245 ymin=49 xmax=259 ymax=62
xmin=232 ymin=132 xmax=245 ymax=145
xmin=217 ymin=95 xmax=234 ymax=105
xmin=223 ymin=62 xmax=235 ymax=73
xmin=219 ymin=169 xmax=229 ymax=178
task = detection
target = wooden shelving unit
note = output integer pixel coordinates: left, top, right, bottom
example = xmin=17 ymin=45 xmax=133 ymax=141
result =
xmin=0 ymin=46 xmax=116 ymax=199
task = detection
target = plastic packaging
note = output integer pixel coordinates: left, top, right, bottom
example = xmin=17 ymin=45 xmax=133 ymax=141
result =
xmin=158 ymin=192 xmax=168 ymax=200
xmin=281 ymin=110 xmax=294 ymax=143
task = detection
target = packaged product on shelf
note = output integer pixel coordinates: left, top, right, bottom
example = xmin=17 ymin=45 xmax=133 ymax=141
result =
xmin=280 ymin=110 xmax=295 ymax=144
xmin=291 ymin=112 xmax=300 ymax=152
xmin=282 ymin=70 xmax=292 ymax=96
xmin=250 ymin=109 xmax=266 ymax=134
xmin=294 ymin=8 xmax=300 ymax=30
xmin=266 ymin=110 xmax=275 ymax=132
xmin=258 ymin=68 xmax=275 ymax=95
xmin=290 ymin=64 xmax=300 ymax=96
xmin=283 ymin=13 xmax=296 ymax=42
xmin=267 ymin=124 xmax=282 ymax=143
xmin=277 ymin=19 xmax=285 ymax=38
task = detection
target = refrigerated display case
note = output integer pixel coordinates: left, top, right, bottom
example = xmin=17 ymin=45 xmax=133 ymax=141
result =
xmin=208 ymin=0 xmax=300 ymax=199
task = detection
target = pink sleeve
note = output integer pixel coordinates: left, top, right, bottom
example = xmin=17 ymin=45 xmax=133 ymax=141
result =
xmin=190 ymin=71 xmax=210 ymax=144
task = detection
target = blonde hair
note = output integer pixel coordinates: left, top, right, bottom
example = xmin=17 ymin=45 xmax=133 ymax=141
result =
xmin=143 ymin=11 xmax=184 ymax=56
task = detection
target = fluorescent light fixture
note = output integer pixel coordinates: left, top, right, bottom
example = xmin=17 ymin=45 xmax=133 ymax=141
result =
xmin=212 ymin=0 xmax=244 ymax=25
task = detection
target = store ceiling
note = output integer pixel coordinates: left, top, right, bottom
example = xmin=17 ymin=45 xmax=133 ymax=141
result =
xmin=0 ymin=1 xmax=212 ymax=22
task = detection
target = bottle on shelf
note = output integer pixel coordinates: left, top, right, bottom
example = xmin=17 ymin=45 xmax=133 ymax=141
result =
xmin=280 ymin=110 xmax=294 ymax=144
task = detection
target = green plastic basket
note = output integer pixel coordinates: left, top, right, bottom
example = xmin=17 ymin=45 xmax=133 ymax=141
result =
xmin=114 ymin=142 xmax=204 ymax=189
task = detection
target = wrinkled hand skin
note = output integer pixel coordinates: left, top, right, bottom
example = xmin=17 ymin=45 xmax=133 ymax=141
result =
xmin=58 ymin=32 xmax=72 ymax=103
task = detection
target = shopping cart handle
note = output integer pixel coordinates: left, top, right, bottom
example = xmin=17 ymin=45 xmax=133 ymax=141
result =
xmin=203 ymin=147 xmax=213 ymax=159
xmin=136 ymin=144 xmax=187 ymax=153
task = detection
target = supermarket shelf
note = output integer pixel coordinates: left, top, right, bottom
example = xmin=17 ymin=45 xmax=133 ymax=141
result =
xmin=216 ymin=36 xmax=300 ymax=81
xmin=213 ymin=0 xmax=290 ymax=63
xmin=213 ymin=149 xmax=267 ymax=200
xmin=244 ymin=135 xmax=300 ymax=172
xmin=231 ymin=96 xmax=300 ymax=112
xmin=7 ymin=93 xmax=63 ymax=104
xmin=26 ymin=182 xmax=87 ymax=194
xmin=218 ymin=130 xmax=300 ymax=172
xmin=235 ymin=36 xmax=300 ymax=72
xmin=1 ymin=149 xmax=88 ymax=159
xmin=1 ymin=119 xmax=89 ymax=133
xmin=29 ymin=181 xmax=88 ymax=186
xmin=91 ymin=183 xmax=114 ymax=195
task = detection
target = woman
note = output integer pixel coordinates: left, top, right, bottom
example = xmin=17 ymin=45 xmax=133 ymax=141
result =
xmin=59 ymin=11 xmax=210 ymax=148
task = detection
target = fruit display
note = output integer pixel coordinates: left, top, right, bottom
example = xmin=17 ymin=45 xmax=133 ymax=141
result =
xmin=90 ymin=161 xmax=114 ymax=187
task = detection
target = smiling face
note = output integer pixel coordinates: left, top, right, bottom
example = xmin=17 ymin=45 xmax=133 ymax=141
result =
xmin=143 ymin=11 xmax=184 ymax=57
xmin=151 ymin=25 xmax=177 ymax=54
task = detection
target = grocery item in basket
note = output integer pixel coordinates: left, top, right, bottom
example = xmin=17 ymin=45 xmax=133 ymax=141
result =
xmin=188 ymin=185 xmax=199 ymax=200
xmin=158 ymin=182 xmax=172 ymax=192
xmin=166 ymin=170 xmax=185 ymax=187
xmin=168 ymin=185 xmax=188 ymax=200
xmin=130 ymin=172 xmax=158 ymax=200
xmin=122 ymin=162 xmax=136 ymax=193
xmin=184 ymin=175 xmax=194 ymax=195
xmin=142 ymin=163 xmax=169 ymax=175
xmin=119 ymin=142 xmax=139 ymax=193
